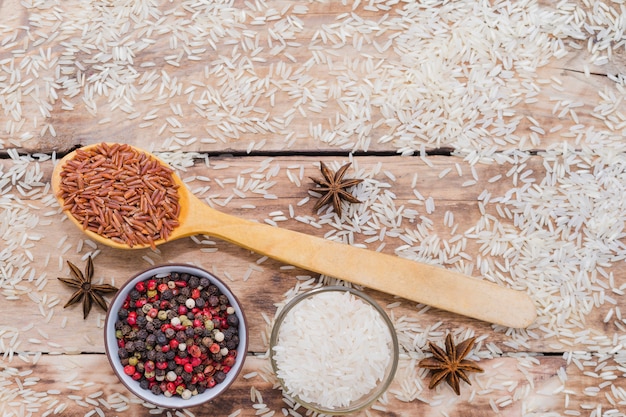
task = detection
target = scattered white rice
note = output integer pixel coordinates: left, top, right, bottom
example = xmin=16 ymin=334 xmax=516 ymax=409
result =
xmin=1 ymin=0 xmax=626 ymax=415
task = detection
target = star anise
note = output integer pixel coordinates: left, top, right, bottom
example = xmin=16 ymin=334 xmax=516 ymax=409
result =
xmin=418 ymin=333 xmax=484 ymax=395
xmin=309 ymin=161 xmax=363 ymax=217
xmin=58 ymin=256 xmax=118 ymax=319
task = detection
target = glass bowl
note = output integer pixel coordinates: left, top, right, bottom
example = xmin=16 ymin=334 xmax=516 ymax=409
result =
xmin=269 ymin=286 xmax=399 ymax=415
xmin=104 ymin=264 xmax=248 ymax=409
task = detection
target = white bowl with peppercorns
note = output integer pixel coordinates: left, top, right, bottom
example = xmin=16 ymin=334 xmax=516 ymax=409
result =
xmin=104 ymin=264 xmax=248 ymax=408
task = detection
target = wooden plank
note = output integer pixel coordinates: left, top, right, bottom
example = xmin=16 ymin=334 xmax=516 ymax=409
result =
xmin=1 ymin=353 xmax=623 ymax=417
xmin=2 ymin=154 xmax=625 ymax=356
xmin=1 ymin=1 xmax=622 ymax=155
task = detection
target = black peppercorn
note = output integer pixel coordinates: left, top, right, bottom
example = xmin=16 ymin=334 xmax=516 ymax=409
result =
xmin=208 ymin=285 xmax=218 ymax=295
xmin=227 ymin=314 xmax=239 ymax=327
xmin=118 ymin=347 xmax=129 ymax=359
xmin=188 ymin=276 xmax=200 ymax=288
xmin=156 ymin=332 xmax=167 ymax=346
xmin=208 ymin=295 xmax=219 ymax=307
xmin=136 ymin=316 xmax=147 ymax=327
xmin=155 ymin=352 xmax=166 ymax=363
xmin=214 ymin=371 xmax=226 ymax=384
xmin=146 ymin=334 xmax=156 ymax=347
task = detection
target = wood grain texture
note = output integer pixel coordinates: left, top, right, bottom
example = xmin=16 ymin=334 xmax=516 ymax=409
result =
xmin=2 ymin=354 xmax=623 ymax=417
xmin=1 ymin=155 xmax=624 ymax=353
xmin=2 ymin=0 xmax=626 ymax=416
xmin=0 ymin=0 xmax=621 ymax=155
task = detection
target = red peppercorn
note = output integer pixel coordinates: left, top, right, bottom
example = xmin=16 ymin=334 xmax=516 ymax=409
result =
xmin=161 ymin=345 xmax=170 ymax=353
xmin=147 ymin=279 xmax=157 ymax=291
xmin=166 ymin=382 xmax=177 ymax=393
xmin=127 ymin=312 xmax=137 ymax=326
xmin=157 ymin=283 xmax=168 ymax=293
xmin=193 ymin=318 xmax=203 ymax=328
xmin=135 ymin=299 xmax=147 ymax=308
xmin=132 ymin=371 xmax=142 ymax=380
xmin=177 ymin=305 xmax=187 ymax=315
xmin=169 ymin=339 xmax=179 ymax=350
xmin=184 ymin=363 xmax=193 ymax=373
xmin=222 ymin=366 xmax=231 ymax=374
xmin=144 ymin=361 xmax=155 ymax=372
xmin=191 ymin=288 xmax=201 ymax=299
xmin=207 ymin=377 xmax=216 ymax=388
xmin=189 ymin=345 xmax=202 ymax=358
xmin=175 ymin=280 xmax=187 ymax=287
xmin=124 ymin=365 xmax=136 ymax=376
xmin=222 ymin=355 xmax=235 ymax=367
xmin=148 ymin=308 xmax=158 ymax=318
xmin=156 ymin=361 xmax=168 ymax=370
xmin=135 ymin=282 xmax=146 ymax=292
xmin=209 ymin=343 xmax=220 ymax=354
xmin=190 ymin=357 xmax=202 ymax=367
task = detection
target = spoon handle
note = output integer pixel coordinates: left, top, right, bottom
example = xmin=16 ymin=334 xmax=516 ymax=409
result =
xmin=194 ymin=203 xmax=536 ymax=328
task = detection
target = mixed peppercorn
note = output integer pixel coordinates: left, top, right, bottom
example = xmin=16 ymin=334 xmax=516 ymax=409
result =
xmin=114 ymin=271 xmax=241 ymax=400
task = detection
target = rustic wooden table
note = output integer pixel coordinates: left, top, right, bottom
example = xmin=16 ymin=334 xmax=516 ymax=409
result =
xmin=2 ymin=0 xmax=626 ymax=416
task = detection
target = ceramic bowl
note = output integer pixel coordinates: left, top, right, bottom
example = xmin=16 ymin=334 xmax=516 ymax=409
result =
xmin=104 ymin=264 xmax=248 ymax=409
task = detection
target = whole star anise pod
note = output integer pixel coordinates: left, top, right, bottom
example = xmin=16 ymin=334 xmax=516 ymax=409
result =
xmin=418 ymin=333 xmax=484 ymax=395
xmin=309 ymin=161 xmax=363 ymax=217
xmin=58 ymin=256 xmax=118 ymax=319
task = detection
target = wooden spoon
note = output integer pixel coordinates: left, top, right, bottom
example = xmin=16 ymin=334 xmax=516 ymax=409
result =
xmin=51 ymin=144 xmax=537 ymax=328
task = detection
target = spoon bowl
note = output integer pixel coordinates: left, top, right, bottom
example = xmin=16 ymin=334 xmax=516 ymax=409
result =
xmin=52 ymin=143 xmax=537 ymax=328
